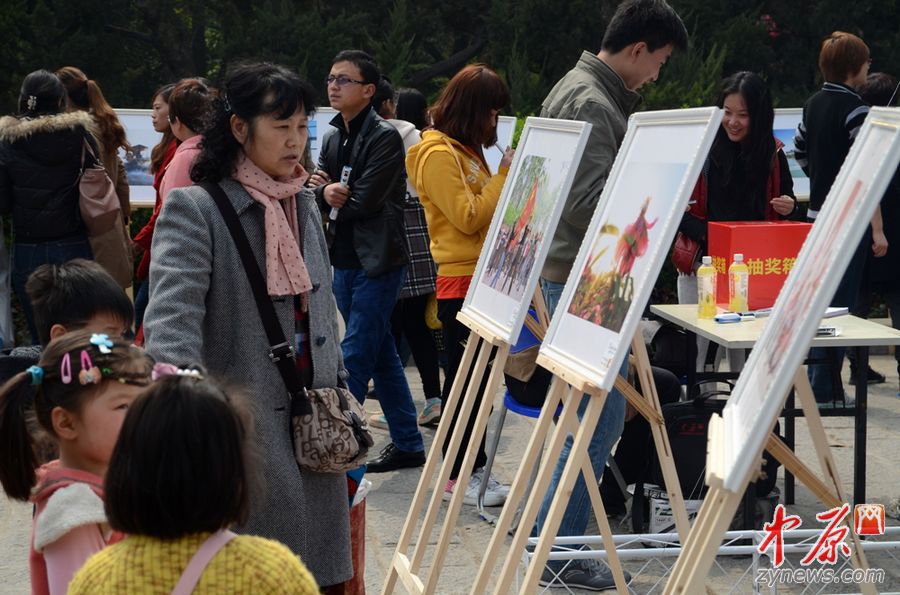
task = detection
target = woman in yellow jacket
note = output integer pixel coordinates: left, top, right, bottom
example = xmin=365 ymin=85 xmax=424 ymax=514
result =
xmin=406 ymin=64 xmax=515 ymax=506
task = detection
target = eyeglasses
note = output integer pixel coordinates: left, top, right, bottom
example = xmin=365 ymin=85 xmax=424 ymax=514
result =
xmin=326 ymin=75 xmax=367 ymax=87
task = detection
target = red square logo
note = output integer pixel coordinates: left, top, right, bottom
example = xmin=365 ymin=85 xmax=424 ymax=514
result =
xmin=854 ymin=504 xmax=885 ymax=536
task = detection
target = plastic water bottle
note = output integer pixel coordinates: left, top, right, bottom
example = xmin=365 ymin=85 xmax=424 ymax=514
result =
xmin=728 ymin=253 xmax=749 ymax=313
xmin=697 ymin=256 xmax=717 ymax=319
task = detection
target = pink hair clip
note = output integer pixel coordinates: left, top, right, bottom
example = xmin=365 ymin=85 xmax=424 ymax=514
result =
xmin=60 ymin=353 xmax=72 ymax=385
xmin=78 ymin=350 xmax=102 ymax=385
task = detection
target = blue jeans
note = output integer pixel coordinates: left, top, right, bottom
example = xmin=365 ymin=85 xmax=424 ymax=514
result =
xmin=134 ymin=280 xmax=150 ymax=332
xmin=333 ymin=266 xmax=424 ymax=453
xmin=13 ymin=238 xmax=93 ymax=344
xmin=532 ymin=279 xmax=627 ymax=542
xmin=807 ymin=230 xmax=870 ymax=401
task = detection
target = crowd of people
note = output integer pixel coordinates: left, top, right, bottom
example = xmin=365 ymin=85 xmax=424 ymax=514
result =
xmin=0 ymin=0 xmax=897 ymax=592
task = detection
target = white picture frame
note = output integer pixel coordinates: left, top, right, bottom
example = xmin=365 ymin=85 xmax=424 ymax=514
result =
xmin=309 ymin=106 xmax=338 ymax=167
xmin=483 ymin=116 xmax=517 ymax=174
xmin=462 ymin=117 xmax=592 ymax=344
xmin=115 ymin=108 xmax=160 ymax=208
xmin=715 ymin=107 xmax=900 ymax=492
xmin=773 ymin=108 xmax=809 ymax=200
xmin=541 ymin=107 xmax=723 ymax=390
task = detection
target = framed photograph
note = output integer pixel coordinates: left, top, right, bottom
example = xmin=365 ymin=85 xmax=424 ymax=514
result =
xmin=115 ymin=109 xmax=160 ymax=208
xmin=309 ymin=106 xmax=338 ymax=166
xmin=773 ymin=108 xmax=809 ymax=200
xmin=715 ymin=107 xmax=900 ymax=492
xmin=541 ymin=108 xmax=723 ymax=390
xmin=483 ymin=116 xmax=517 ymax=175
xmin=462 ymin=118 xmax=591 ymax=344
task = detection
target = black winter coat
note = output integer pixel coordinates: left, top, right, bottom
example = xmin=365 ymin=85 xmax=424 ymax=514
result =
xmin=0 ymin=111 xmax=99 ymax=242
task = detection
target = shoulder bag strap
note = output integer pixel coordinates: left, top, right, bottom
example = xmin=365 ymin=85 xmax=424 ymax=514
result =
xmin=199 ymin=182 xmax=312 ymax=415
xmin=170 ymin=530 xmax=237 ymax=595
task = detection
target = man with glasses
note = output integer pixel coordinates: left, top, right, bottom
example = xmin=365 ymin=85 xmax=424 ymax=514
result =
xmin=311 ymin=50 xmax=425 ymax=473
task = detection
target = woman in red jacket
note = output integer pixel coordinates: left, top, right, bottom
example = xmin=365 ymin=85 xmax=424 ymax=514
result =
xmin=132 ymin=84 xmax=177 ymax=331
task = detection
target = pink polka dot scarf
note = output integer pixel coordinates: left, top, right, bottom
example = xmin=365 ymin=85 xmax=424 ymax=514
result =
xmin=234 ymin=155 xmax=313 ymax=299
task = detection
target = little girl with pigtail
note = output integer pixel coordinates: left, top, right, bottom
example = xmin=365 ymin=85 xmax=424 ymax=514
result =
xmin=0 ymin=330 xmax=152 ymax=595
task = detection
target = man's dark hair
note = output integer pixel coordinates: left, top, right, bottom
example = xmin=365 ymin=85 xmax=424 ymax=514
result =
xmin=25 ymin=259 xmax=134 ymax=346
xmin=601 ymin=0 xmax=688 ymax=54
xmin=332 ymin=49 xmax=381 ymax=85
xmin=396 ymin=88 xmax=428 ymax=130
xmin=372 ymin=77 xmax=395 ymax=117
xmin=858 ymin=72 xmax=897 ymax=107
xmin=104 ymin=373 xmax=256 ymax=538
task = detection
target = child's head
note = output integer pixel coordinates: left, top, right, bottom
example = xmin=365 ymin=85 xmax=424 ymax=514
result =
xmin=26 ymin=259 xmax=134 ymax=346
xmin=819 ymin=31 xmax=870 ymax=87
xmin=104 ymin=370 xmax=255 ymax=538
xmin=0 ymin=331 xmax=152 ymax=500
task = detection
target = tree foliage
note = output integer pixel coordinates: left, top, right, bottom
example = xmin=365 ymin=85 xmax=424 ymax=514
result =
xmin=2 ymin=0 xmax=899 ymax=116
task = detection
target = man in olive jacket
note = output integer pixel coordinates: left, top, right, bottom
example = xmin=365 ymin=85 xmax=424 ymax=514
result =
xmin=533 ymin=0 xmax=688 ymax=590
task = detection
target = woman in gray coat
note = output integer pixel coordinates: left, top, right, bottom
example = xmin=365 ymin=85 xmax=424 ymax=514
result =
xmin=144 ymin=63 xmax=352 ymax=588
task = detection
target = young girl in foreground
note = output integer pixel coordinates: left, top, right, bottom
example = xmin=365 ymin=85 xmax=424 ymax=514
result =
xmin=0 ymin=331 xmax=152 ymax=594
xmin=69 ymin=368 xmax=317 ymax=594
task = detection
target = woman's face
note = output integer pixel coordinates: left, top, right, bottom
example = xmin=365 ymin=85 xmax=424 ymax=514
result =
xmin=722 ymin=93 xmax=751 ymax=144
xmin=152 ymin=95 xmax=170 ymax=133
xmin=235 ymin=105 xmax=308 ymax=179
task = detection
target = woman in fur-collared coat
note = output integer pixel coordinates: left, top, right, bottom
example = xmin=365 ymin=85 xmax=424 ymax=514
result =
xmin=143 ymin=63 xmax=353 ymax=589
xmin=0 ymin=70 xmax=99 ymax=344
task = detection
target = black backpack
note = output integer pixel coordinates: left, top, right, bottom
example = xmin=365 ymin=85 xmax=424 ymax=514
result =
xmin=631 ymin=392 xmax=781 ymax=532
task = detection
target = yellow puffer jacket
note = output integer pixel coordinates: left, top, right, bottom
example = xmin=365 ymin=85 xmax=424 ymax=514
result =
xmin=405 ymin=130 xmax=508 ymax=277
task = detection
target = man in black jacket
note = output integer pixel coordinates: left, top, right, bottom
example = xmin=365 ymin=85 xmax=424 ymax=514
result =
xmin=312 ymin=50 xmax=425 ymax=472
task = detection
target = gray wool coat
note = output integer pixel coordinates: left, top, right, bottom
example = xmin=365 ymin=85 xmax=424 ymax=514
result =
xmin=144 ymin=178 xmax=353 ymax=586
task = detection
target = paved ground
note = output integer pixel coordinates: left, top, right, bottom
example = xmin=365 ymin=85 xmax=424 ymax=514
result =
xmin=2 ymin=354 xmax=899 ymax=594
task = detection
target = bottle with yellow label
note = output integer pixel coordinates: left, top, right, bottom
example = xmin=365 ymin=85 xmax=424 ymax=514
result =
xmin=697 ymin=256 xmax=717 ymax=319
xmin=728 ymin=253 xmax=749 ymax=313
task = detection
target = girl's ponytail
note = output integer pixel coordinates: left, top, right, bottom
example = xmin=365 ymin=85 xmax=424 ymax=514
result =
xmin=0 ymin=371 xmax=42 ymax=501
xmin=56 ymin=66 xmax=130 ymax=154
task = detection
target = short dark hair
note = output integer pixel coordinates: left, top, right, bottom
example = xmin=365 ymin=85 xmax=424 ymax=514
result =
xmin=601 ymin=0 xmax=688 ymax=54
xmin=372 ymin=77 xmax=396 ymax=118
xmin=859 ymin=72 xmax=899 ymax=107
xmin=168 ymin=78 xmax=216 ymax=134
xmin=818 ymin=31 xmax=869 ymax=83
xmin=18 ymin=70 xmax=66 ymax=116
xmin=396 ymin=88 xmax=428 ymax=130
xmin=26 ymin=259 xmax=134 ymax=346
xmin=331 ymin=49 xmax=380 ymax=85
xmin=191 ymin=62 xmax=317 ymax=183
xmin=430 ymin=64 xmax=510 ymax=149
xmin=104 ymin=373 xmax=256 ymax=538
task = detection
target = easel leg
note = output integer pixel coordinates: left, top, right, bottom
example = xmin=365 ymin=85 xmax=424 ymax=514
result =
xmin=383 ymin=332 xmax=480 ymax=594
xmin=471 ymin=378 xmax=566 ymax=594
xmin=422 ymin=343 xmax=510 ymax=592
xmin=493 ymin=385 xmax=584 ymax=594
xmin=792 ymin=371 xmax=875 ymax=594
xmin=664 ymin=483 xmax=744 ymax=594
xmin=629 ymin=334 xmax=692 ymax=542
xmin=519 ymin=390 xmax=607 ymax=594
xmin=579 ymin=437 xmax=630 ymax=591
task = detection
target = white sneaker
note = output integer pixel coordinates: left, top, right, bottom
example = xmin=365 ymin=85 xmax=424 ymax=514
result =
xmin=442 ymin=469 xmax=509 ymax=507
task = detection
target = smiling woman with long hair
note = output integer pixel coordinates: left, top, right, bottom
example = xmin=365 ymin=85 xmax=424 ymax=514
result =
xmin=142 ymin=62 xmax=353 ymax=589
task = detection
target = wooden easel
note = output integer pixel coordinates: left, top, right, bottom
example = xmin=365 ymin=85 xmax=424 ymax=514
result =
xmin=665 ymin=369 xmax=876 ymax=595
xmin=383 ymin=286 xmax=701 ymax=594
xmin=382 ymin=289 xmax=531 ymax=595
xmin=474 ymin=332 xmax=694 ymax=594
